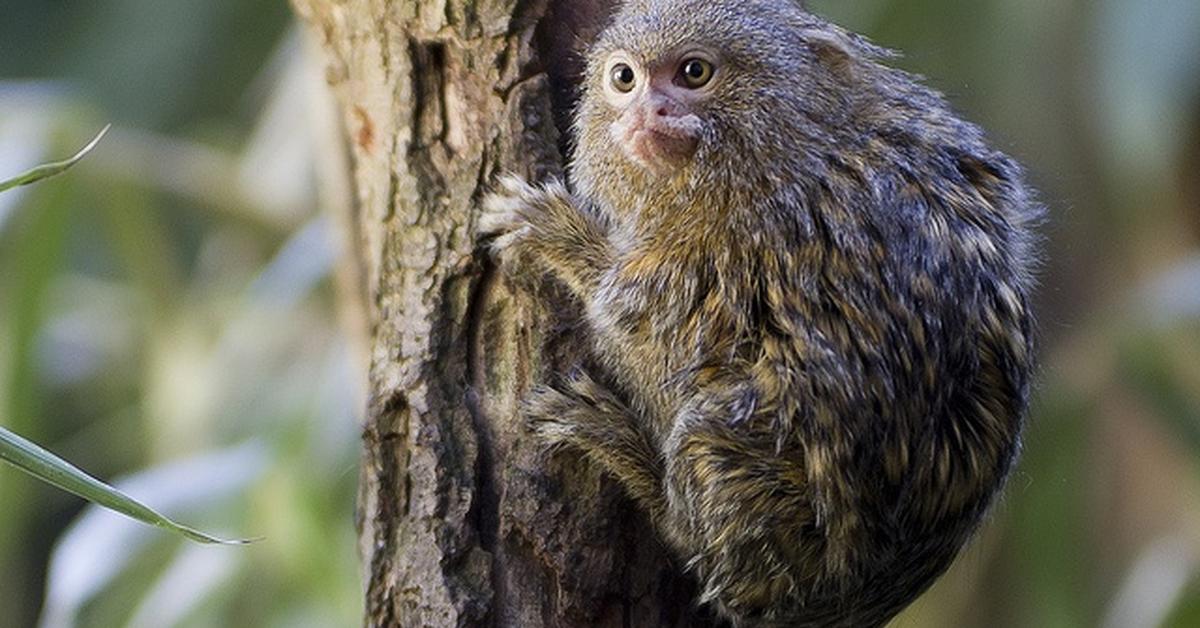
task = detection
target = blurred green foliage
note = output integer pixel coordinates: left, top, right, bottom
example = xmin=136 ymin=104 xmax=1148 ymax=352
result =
xmin=1 ymin=1 xmax=1198 ymax=627
xmin=1 ymin=2 xmax=357 ymax=627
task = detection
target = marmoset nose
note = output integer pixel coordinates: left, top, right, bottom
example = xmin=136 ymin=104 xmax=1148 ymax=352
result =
xmin=644 ymin=91 xmax=685 ymax=119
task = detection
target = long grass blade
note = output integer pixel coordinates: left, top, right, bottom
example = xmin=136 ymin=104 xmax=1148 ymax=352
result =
xmin=0 ymin=125 xmax=111 ymax=193
xmin=0 ymin=426 xmax=250 ymax=545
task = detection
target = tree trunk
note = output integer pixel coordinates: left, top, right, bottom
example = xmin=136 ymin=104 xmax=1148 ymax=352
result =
xmin=289 ymin=1 xmax=713 ymax=625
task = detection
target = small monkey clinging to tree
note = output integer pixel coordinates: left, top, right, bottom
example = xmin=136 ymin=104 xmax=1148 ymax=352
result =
xmin=480 ymin=0 xmax=1040 ymax=625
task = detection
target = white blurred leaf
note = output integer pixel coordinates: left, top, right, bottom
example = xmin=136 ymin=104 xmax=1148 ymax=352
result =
xmin=1095 ymin=0 xmax=1200 ymax=181
xmin=126 ymin=543 xmax=241 ymax=628
xmin=249 ymin=215 xmax=336 ymax=308
xmin=38 ymin=276 xmax=142 ymax=386
xmin=0 ymin=83 xmax=60 ymax=231
xmin=1100 ymin=536 xmax=1196 ymax=628
xmin=38 ymin=441 xmax=268 ymax=628
xmin=1142 ymin=255 xmax=1200 ymax=327
xmin=238 ymin=27 xmax=319 ymax=226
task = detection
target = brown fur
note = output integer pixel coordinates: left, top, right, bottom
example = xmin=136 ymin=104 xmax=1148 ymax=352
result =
xmin=479 ymin=1 xmax=1040 ymax=625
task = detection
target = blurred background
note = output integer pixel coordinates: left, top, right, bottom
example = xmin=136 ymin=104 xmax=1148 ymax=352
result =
xmin=0 ymin=1 xmax=1197 ymax=627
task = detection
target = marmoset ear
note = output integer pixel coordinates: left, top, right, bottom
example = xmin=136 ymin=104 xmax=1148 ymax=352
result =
xmin=955 ymin=153 xmax=1015 ymax=210
xmin=800 ymin=29 xmax=859 ymax=78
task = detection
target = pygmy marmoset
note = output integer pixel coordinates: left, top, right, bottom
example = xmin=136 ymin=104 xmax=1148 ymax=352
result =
xmin=480 ymin=0 xmax=1040 ymax=625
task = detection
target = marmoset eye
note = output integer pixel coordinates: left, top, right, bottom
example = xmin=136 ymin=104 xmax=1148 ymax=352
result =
xmin=679 ymin=58 xmax=714 ymax=88
xmin=611 ymin=63 xmax=637 ymax=92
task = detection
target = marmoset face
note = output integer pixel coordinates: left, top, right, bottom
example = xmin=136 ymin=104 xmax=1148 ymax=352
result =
xmin=598 ymin=47 xmax=720 ymax=174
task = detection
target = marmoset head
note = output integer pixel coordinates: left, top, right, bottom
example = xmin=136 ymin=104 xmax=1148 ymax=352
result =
xmin=572 ymin=0 xmax=884 ymax=207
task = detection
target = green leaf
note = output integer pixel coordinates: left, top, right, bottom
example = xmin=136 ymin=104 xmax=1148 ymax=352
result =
xmin=0 ymin=425 xmax=251 ymax=545
xmin=0 ymin=125 xmax=111 ymax=193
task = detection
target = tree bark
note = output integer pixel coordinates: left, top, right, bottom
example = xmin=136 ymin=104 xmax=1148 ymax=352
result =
xmin=289 ymin=1 xmax=713 ymax=626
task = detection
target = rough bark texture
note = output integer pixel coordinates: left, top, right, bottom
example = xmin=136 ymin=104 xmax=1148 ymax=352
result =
xmin=289 ymin=1 xmax=714 ymax=626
